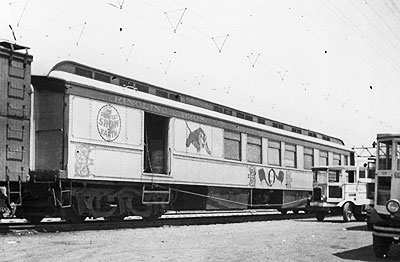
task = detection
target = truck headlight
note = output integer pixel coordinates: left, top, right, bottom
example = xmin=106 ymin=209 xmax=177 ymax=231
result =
xmin=386 ymin=199 xmax=400 ymax=214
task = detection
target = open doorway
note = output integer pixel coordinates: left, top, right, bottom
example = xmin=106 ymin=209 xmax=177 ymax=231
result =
xmin=144 ymin=112 xmax=169 ymax=174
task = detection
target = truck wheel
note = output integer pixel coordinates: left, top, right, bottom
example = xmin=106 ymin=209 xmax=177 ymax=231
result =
xmin=373 ymin=235 xmax=392 ymax=258
xmin=315 ymin=211 xmax=326 ymax=221
xmin=342 ymin=202 xmax=353 ymax=222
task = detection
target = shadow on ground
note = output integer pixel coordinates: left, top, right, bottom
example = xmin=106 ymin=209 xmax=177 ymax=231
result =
xmin=334 ymin=244 xmax=400 ymax=261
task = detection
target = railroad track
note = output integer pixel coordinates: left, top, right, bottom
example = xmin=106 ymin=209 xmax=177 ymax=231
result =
xmin=0 ymin=210 xmax=313 ymax=234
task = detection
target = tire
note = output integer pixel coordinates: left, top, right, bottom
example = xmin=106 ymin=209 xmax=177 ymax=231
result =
xmin=315 ymin=211 xmax=326 ymax=222
xmin=342 ymin=202 xmax=353 ymax=222
xmin=373 ymin=235 xmax=392 ymax=258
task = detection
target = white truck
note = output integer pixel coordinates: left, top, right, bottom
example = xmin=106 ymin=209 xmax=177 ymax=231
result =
xmin=308 ymin=165 xmax=375 ymax=222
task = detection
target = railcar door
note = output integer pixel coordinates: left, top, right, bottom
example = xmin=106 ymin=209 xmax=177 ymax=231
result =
xmin=143 ymin=112 xmax=170 ymax=175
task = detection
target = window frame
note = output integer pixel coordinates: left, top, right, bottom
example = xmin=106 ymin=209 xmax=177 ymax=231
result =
xmin=224 ymin=130 xmax=241 ymax=161
xmin=304 ymin=147 xmax=314 ymax=170
xmin=268 ymin=140 xmax=281 ymax=166
xmin=284 ymin=143 xmax=297 ymax=168
xmin=247 ymin=135 xmax=262 ymax=164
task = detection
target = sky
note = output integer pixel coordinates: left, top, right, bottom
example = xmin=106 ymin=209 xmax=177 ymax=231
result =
xmin=1 ymin=0 xmax=400 ymax=149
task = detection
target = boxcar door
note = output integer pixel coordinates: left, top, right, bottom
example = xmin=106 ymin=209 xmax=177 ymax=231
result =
xmin=143 ymin=112 xmax=170 ymax=175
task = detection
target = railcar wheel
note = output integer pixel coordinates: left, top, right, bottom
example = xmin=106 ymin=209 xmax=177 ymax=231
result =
xmin=373 ymin=235 xmax=392 ymax=258
xmin=64 ymin=198 xmax=86 ymax=224
xmin=292 ymin=209 xmax=299 ymax=214
xmin=278 ymin=209 xmax=287 ymax=215
xmin=342 ymin=202 xmax=353 ymax=222
xmin=24 ymin=215 xmax=44 ymax=224
xmin=141 ymin=205 xmax=165 ymax=221
xmin=106 ymin=215 xmax=125 ymax=222
xmin=315 ymin=211 xmax=326 ymax=222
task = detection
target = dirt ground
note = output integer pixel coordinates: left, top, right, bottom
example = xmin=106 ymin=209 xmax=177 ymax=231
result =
xmin=1 ymin=216 xmax=400 ymax=262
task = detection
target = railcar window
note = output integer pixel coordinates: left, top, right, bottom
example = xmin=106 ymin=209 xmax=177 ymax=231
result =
xmin=224 ymin=130 xmax=241 ymax=161
xmin=321 ymin=151 xmax=329 ymax=165
xmin=236 ymin=112 xmax=245 ymax=119
xmin=291 ymin=127 xmax=301 ymax=134
xmin=333 ymin=153 xmax=341 ymax=165
xmin=94 ymin=72 xmax=110 ymax=83
xmin=223 ymin=108 xmax=232 ymax=115
xmin=319 ymin=151 xmax=328 ymax=166
xmin=272 ymin=122 xmax=283 ymax=129
xmin=247 ymin=135 xmax=262 ymax=164
xmin=268 ymin=140 xmax=281 ymax=166
xmin=284 ymin=144 xmax=296 ymax=168
xmin=156 ymin=90 xmax=168 ymax=98
xmin=304 ymin=147 xmax=314 ymax=169
xmin=378 ymin=141 xmax=392 ymax=170
xmin=308 ymin=132 xmax=317 ymax=138
xmin=75 ymin=67 xmax=92 ymax=78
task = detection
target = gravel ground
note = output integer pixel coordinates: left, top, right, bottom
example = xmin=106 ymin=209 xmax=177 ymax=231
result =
xmin=1 ymin=216 xmax=399 ymax=262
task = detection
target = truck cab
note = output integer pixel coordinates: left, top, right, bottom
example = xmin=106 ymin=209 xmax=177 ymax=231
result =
xmin=308 ymin=164 xmax=374 ymax=222
xmin=371 ymin=134 xmax=400 ymax=258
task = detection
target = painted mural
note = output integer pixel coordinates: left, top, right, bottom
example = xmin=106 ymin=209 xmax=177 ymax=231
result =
xmin=248 ymin=166 xmax=293 ymax=189
xmin=74 ymin=143 xmax=94 ymax=177
xmin=185 ymin=121 xmax=211 ymax=154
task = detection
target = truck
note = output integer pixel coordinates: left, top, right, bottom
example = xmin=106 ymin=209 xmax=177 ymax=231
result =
xmin=308 ymin=164 xmax=374 ymax=222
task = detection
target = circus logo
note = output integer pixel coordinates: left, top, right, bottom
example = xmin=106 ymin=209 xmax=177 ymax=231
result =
xmin=258 ymin=168 xmax=285 ymax=186
xmin=185 ymin=122 xmax=211 ymax=154
xmin=97 ymin=104 xmax=121 ymax=142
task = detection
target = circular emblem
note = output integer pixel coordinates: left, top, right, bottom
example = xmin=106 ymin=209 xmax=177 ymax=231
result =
xmin=97 ymin=104 xmax=121 ymax=142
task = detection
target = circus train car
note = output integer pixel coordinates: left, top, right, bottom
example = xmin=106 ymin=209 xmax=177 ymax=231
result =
xmin=0 ymin=44 xmax=354 ymax=223
xmin=0 ymin=42 xmax=32 ymax=219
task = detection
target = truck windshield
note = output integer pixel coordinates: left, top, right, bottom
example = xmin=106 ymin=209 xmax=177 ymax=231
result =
xmin=328 ymin=170 xmax=340 ymax=183
xmin=378 ymin=141 xmax=392 ymax=170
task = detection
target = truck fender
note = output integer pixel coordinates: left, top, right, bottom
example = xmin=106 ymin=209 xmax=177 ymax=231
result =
xmin=337 ymin=200 xmax=356 ymax=208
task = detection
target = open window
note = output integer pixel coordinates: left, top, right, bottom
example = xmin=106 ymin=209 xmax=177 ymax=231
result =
xmin=143 ymin=112 xmax=169 ymax=174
